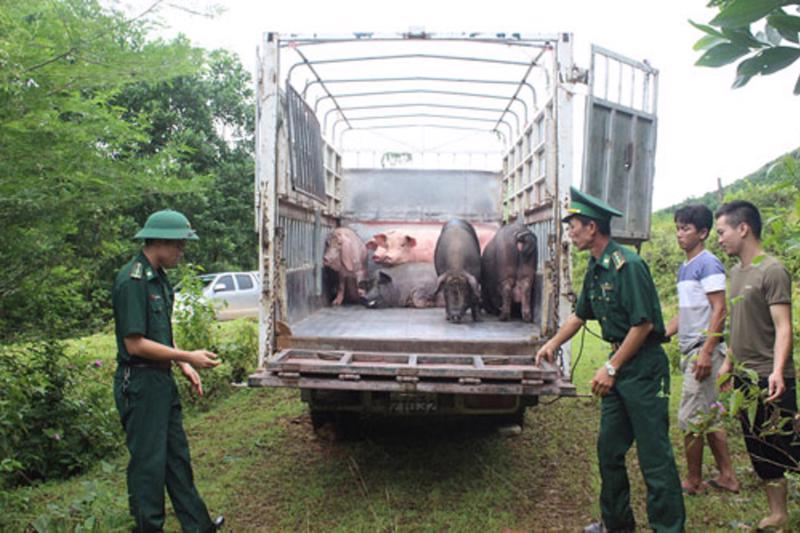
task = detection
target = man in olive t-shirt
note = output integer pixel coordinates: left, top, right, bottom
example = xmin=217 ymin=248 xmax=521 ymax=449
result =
xmin=715 ymin=200 xmax=798 ymax=532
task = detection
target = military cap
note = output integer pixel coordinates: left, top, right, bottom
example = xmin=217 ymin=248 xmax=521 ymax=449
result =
xmin=134 ymin=210 xmax=199 ymax=240
xmin=562 ymin=186 xmax=623 ymax=223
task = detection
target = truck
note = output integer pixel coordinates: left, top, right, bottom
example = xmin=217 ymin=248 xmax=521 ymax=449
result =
xmin=247 ymin=31 xmax=659 ymax=431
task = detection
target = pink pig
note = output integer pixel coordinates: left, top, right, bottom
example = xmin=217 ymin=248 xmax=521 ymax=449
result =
xmin=323 ymin=227 xmax=368 ymax=305
xmin=367 ymin=224 xmax=497 ymax=266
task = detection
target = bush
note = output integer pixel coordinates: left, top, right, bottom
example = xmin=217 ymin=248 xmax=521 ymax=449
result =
xmin=0 ymin=342 xmax=120 ymax=489
xmin=171 ymin=265 xmax=258 ymax=410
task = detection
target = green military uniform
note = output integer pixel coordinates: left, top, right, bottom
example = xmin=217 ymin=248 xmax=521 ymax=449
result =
xmin=568 ymin=188 xmax=685 ymax=533
xmin=112 ymin=211 xmax=215 ymax=533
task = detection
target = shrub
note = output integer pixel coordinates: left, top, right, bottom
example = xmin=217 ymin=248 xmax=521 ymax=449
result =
xmin=171 ymin=265 xmax=258 ymax=410
xmin=0 ymin=342 xmax=120 ymax=489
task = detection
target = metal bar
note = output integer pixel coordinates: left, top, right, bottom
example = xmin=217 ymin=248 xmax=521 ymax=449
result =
xmin=277 ymin=31 xmax=561 ymax=46
xmin=303 ymin=77 xmax=537 ymax=110
xmin=323 ymin=102 xmax=520 ymax=133
xmin=314 ymin=88 xmax=529 ymax=123
xmin=340 ymin=124 xmax=507 ymax=144
xmin=332 ymin=113 xmax=513 ymax=142
xmin=291 ymin=47 xmax=352 ymax=130
xmin=592 ymin=44 xmax=659 ymax=74
xmin=256 ymin=32 xmax=280 ymax=367
xmin=290 ymin=54 xmax=531 ymax=84
xmin=494 ymin=46 xmax=548 ymax=136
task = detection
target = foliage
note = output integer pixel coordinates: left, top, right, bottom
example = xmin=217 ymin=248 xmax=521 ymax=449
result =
xmin=171 ymin=266 xmax=258 ymax=410
xmin=173 ymin=264 xmax=217 ymax=352
xmin=692 ymin=1 xmax=800 ymax=93
xmin=0 ymin=341 xmax=120 ymax=489
xmin=0 ymin=1 xmax=256 ymax=342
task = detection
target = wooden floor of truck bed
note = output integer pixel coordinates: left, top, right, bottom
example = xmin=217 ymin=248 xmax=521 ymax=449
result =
xmin=284 ymin=307 xmax=543 ymax=355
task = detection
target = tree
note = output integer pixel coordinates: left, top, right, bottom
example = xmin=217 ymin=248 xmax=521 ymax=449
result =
xmin=0 ymin=0 xmax=202 ymax=338
xmin=692 ymin=0 xmax=800 ymax=94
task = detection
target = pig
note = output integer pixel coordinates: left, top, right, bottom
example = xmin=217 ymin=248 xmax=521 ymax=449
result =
xmin=434 ymin=219 xmax=482 ymax=323
xmin=366 ymin=225 xmax=498 ymax=266
xmin=362 ymin=263 xmax=443 ymax=309
xmin=323 ymin=227 xmax=368 ymax=305
xmin=366 ymin=228 xmax=438 ymax=265
xmin=480 ymin=222 xmax=538 ymax=322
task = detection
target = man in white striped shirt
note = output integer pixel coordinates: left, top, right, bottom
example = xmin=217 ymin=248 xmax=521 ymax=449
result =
xmin=665 ymin=204 xmax=739 ymax=495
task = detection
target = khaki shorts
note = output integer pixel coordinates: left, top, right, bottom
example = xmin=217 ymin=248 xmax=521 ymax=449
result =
xmin=677 ymin=343 xmax=726 ymax=432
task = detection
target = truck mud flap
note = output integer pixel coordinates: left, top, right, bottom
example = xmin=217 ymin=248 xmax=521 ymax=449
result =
xmin=248 ymin=349 xmax=576 ymax=397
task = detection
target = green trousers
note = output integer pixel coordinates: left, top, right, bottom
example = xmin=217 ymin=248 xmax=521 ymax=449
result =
xmin=114 ymin=366 xmax=214 ymax=533
xmin=598 ymin=346 xmax=685 ymax=533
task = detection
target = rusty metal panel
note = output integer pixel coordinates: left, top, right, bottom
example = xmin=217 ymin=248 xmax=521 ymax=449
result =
xmin=582 ymin=45 xmax=658 ymax=245
xmin=286 ymin=84 xmax=326 ymax=201
xmin=278 ymin=212 xmax=334 ymax=322
xmin=248 ymin=348 xmax=577 ymax=397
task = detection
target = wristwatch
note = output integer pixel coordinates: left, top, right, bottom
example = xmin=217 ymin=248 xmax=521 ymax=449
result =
xmin=604 ymin=361 xmax=617 ymax=377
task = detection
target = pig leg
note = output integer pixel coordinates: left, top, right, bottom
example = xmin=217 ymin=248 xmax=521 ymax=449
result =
xmin=333 ymin=276 xmax=346 ymax=306
xmin=470 ymin=297 xmax=482 ymax=322
xmin=516 ymin=276 xmax=533 ymax=322
xmin=409 ymin=289 xmax=433 ymax=308
xmin=499 ymin=279 xmax=514 ymax=321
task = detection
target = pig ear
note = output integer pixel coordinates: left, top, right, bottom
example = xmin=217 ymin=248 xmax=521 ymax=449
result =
xmin=341 ymin=237 xmax=361 ymax=272
xmin=367 ymin=233 xmax=387 ymax=250
xmin=378 ymin=271 xmax=393 ymax=284
xmin=464 ymin=272 xmax=480 ymax=297
xmin=434 ymin=273 xmax=447 ymax=295
xmin=404 ymin=236 xmax=417 ymax=248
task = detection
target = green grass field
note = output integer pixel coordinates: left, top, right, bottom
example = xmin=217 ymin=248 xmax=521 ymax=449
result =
xmin=3 ymin=322 xmax=799 ymax=532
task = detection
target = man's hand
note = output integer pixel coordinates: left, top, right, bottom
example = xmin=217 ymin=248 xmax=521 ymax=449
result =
xmin=717 ymin=358 xmax=733 ymax=392
xmin=590 ymin=365 xmax=615 ymax=397
xmin=693 ymin=350 xmax=712 ymax=382
xmin=185 ymin=349 xmax=220 ymax=369
xmin=766 ymin=371 xmax=786 ymax=402
xmin=178 ymin=362 xmax=204 ymax=396
xmin=535 ymin=341 xmax=557 ymax=366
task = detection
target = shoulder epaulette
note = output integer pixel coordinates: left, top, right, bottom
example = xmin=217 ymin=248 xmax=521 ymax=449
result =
xmin=130 ymin=262 xmax=143 ymax=280
xmin=611 ymin=250 xmax=627 ymax=271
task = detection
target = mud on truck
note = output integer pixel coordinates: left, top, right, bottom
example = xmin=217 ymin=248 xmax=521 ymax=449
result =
xmin=247 ymin=31 xmax=659 ymax=432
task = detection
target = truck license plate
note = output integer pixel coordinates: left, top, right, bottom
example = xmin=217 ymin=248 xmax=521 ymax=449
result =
xmin=389 ymin=393 xmax=437 ymax=414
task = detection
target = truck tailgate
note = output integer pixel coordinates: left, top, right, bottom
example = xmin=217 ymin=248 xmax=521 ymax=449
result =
xmin=249 ymin=349 xmax=576 ymax=397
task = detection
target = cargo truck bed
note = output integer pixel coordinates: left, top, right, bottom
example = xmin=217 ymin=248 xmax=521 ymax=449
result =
xmin=280 ymin=306 xmax=543 ymax=355
xmin=248 ymin=307 xmax=575 ymax=398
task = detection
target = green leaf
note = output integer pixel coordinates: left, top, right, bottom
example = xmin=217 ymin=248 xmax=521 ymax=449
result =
xmin=693 ymin=34 xmax=728 ymax=51
xmin=696 ymin=43 xmax=751 ymax=67
xmin=752 ymin=254 xmax=765 ymax=265
xmin=756 ymin=46 xmax=800 ymax=74
xmin=689 ymin=19 xmax=726 ymax=38
xmin=722 ymin=27 xmax=768 ymax=48
xmin=710 ymin=0 xmax=786 ymax=29
xmin=747 ymin=400 xmax=758 ymax=428
xmin=730 ymin=388 xmax=744 ymax=415
xmin=768 ymin=13 xmax=800 ymax=43
xmin=795 ymin=73 xmax=800 ymax=94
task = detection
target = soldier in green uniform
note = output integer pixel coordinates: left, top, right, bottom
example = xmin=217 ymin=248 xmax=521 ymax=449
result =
xmin=112 ymin=210 xmax=224 ymax=532
xmin=536 ymin=188 xmax=685 ymax=533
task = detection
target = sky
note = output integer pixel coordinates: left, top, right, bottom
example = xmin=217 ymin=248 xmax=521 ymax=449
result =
xmin=127 ymin=0 xmax=800 ymax=210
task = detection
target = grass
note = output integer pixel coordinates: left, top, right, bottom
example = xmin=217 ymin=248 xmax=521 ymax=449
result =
xmin=3 ymin=321 xmax=799 ymax=531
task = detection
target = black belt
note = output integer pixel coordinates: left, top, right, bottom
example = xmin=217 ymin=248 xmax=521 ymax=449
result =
xmin=120 ymin=360 xmax=172 ymax=371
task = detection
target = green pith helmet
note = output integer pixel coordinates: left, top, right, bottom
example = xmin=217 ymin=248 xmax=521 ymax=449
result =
xmin=562 ymin=186 xmax=623 ymax=223
xmin=134 ymin=210 xmax=199 ymax=240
